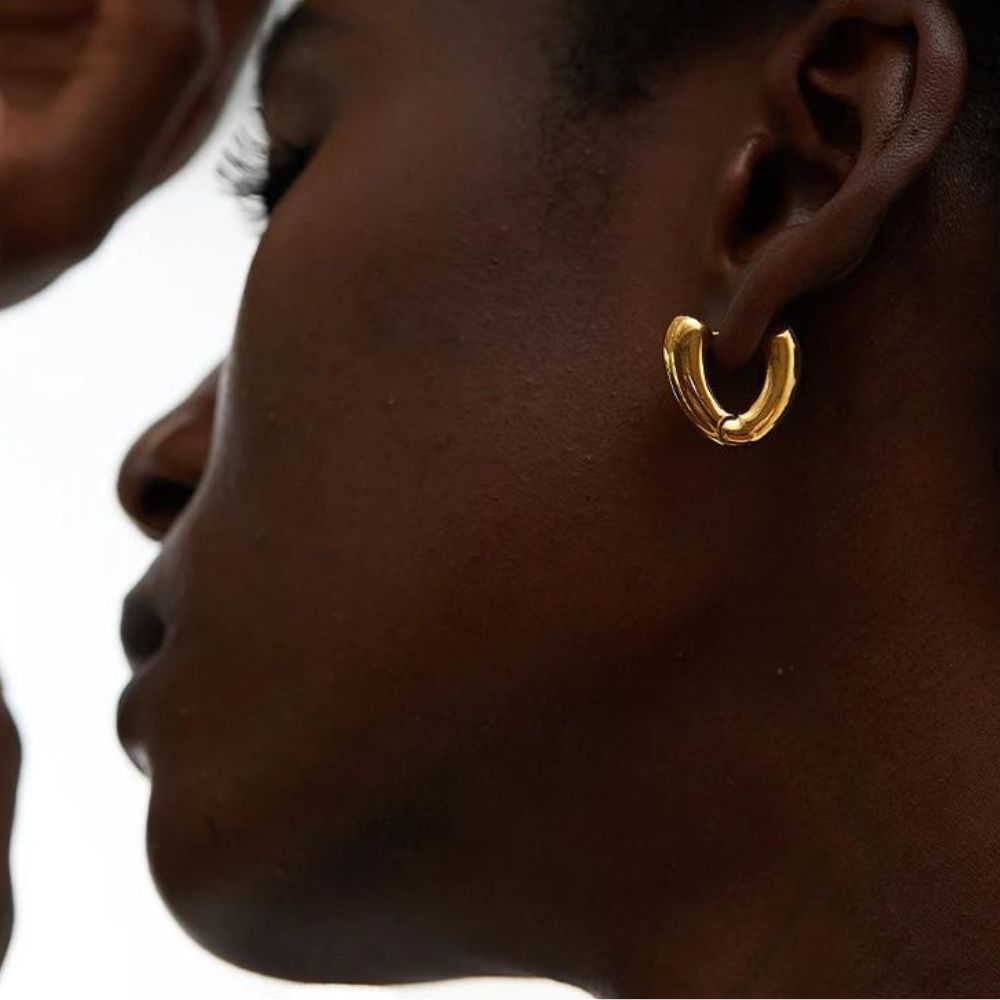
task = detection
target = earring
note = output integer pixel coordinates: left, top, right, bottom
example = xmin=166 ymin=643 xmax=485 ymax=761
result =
xmin=663 ymin=316 xmax=800 ymax=447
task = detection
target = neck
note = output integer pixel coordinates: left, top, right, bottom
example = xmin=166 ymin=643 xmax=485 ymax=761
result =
xmin=601 ymin=243 xmax=1000 ymax=994
xmin=599 ymin=571 xmax=1000 ymax=995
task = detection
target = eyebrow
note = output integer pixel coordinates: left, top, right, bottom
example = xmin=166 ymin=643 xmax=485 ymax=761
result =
xmin=256 ymin=3 xmax=343 ymax=104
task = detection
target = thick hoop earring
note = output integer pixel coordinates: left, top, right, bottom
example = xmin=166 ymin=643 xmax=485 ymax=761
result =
xmin=663 ymin=316 xmax=800 ymax=447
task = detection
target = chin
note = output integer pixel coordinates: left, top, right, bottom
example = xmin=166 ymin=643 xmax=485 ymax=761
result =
xmin=149 ymin=869 xmax=471 ymax=987
xmin=142 ymin=783 xmax=477 ymax=988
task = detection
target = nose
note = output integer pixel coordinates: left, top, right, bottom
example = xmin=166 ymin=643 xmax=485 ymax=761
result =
xmin=117 ymin=366 xmax=220 ymax=541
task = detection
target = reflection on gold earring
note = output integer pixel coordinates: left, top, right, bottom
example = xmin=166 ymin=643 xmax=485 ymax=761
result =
xmin=663 ymin=316 xmax=800 ymax=447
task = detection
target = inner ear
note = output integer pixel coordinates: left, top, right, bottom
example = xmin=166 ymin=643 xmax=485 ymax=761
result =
xmin=729 ymin=18 xmax=915 ymax=266
xmin=732 ymin=148 xmax=840 ymax=262
xmin=709 ymin=0 xmax=966 ymax=371
xmin=804 ymin=18 xmax=916 ymax=151
xmin=803 ymin=22 xmax=866 ymax=154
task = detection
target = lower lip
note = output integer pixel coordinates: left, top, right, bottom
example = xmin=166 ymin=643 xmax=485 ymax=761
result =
xmin=116 ymin=662 xmax=159 ymax=775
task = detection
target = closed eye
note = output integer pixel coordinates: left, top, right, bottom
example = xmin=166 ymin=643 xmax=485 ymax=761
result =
xmin=222 ymin=3 xmax=343 ymax=219
xmin=220 ymin=123 xmax=316 ymax=218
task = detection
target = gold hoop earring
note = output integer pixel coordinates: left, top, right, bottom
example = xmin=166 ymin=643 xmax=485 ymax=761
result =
xmin=663 ymin=316 xmax=800 ymax=447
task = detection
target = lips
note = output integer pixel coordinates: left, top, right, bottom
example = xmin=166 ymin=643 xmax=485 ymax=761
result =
xmin=118 ymin=583 xmax=168 ymax=775
xmin=120 ymin=585 xmax=167 ymax=673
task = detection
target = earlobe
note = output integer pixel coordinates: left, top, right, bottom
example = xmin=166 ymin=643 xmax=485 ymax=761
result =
xmin=710 ymin=0 xmax=968 ymax=371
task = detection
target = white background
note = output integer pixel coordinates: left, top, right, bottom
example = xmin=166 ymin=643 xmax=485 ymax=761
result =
xmin=0 ymin=45 xmax=585 ymax=1000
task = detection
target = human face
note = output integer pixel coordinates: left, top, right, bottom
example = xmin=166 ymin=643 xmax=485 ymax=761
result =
xmin=116 ymin=0 xmax=777 ymax=990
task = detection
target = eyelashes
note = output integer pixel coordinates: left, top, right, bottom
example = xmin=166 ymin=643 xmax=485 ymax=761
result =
xmin=219 ymin=114 xmax=315 ymax=219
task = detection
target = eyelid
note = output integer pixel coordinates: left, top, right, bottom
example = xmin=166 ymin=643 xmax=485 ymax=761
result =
xmin=256 ymin=4 xmax=312 ymax=107
xmin=219 ymin=118 xmax=316 ymax=219
xmin=261 ymin=140 xmax=316 ymax=215
xmin=256 ymin=4 xmax=348 ymax=111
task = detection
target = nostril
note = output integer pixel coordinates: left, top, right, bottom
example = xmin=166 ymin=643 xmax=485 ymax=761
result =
xmin=138 ymin=477 xmax=197 ymax=523
xmin=119 ymin=368 xmax=219 ymax=537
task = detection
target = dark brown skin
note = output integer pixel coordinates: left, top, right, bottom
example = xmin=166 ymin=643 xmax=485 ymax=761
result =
xmin=13 ymin=0 xmax=1000 ymax=993
xmin=0 ymin=697 xmax=19 ymax=967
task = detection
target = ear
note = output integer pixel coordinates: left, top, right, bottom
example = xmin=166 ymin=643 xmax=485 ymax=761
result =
xmin=709 ymin=0 xmax=967 ymax=370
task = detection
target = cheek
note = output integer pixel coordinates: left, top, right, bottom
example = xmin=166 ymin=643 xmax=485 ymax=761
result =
xmin=190 ymin=84 xmax=693 ymax=706
xmin=220 ymin=95 xmax=569 ymax=560
xmin=154 ymin=129 xmax=639 ymax=775
xmin=142 ymin=141 xmax=536 ymax=818
xmin=143 ymin=71 xmax=713 ymax=909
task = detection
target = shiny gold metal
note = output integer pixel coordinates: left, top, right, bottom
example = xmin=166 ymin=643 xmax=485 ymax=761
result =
xmin=663 ymin=316 xmax=800 ymax=447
